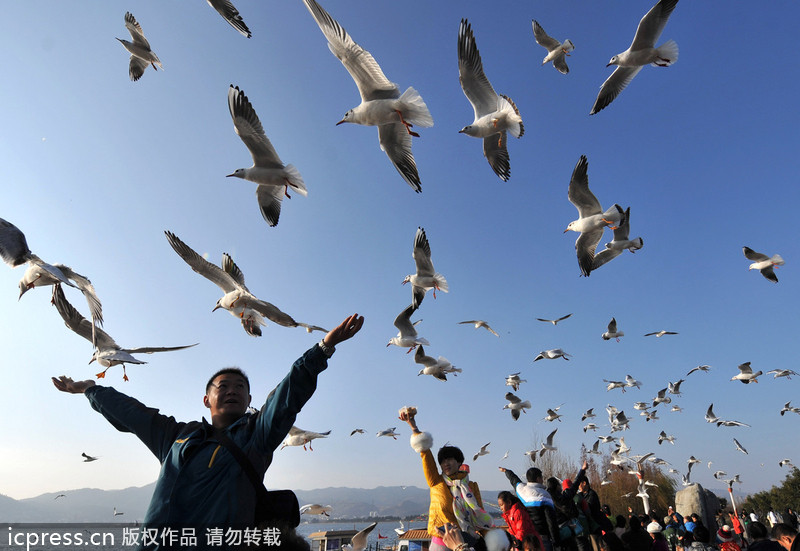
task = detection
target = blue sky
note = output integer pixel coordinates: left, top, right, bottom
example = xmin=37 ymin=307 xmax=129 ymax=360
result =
xmin=0 ymin=1 xmax=797 ymax=507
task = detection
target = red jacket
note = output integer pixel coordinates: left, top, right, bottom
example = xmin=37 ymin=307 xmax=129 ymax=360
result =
xmin=503 ymin=502 xmax=544 ymax=547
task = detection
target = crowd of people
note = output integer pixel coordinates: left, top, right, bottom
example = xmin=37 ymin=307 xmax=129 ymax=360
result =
xmin=397 ymin=418 xmax=800 ymax=551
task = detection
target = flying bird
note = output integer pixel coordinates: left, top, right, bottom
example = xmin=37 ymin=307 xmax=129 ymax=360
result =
xmin=779 ymin=459 xmax=795 ymax=469
xmin=299 ymin=504 xmax=333 ymax=516
xmin=668 ymin=379 xmax=685 ymax=395
xmin=81 ymin=453 xmax=99 ymax=462
xmin=602 ymin=318 xmax=624 ymax=341
xmin=604 ymin=379 xmax=626 ymax=392
xmin=705 ymin=404 xmax=719 ymax=424
xmin=0 ymin=217 xmax=103 ymax=337
xmin=300 ymin=0 xmax=433 ymax=191
xmin=780 ymin=402 xmax=800 ymax=416
xmin=543 ymin=407 xmax=563 ymax=422
xmin=387 ymin=304 xmax=429 ymax=352
xmin=644 ymin=330 xmax=678 ymax=337
xmin=343 ymin=522 xmax=378 ymax=551
xmin=473 ymin=442 xmax=491 ymax=461
xmin=686 ymin=365 xmax=711 ymax=376
xmin=536 ymin=314 xmax=572 ymax=326
xmin=404 ymin=227 xmax=449 ymax=309
xmin=581 ymin=408 xmax=596 ymax=421
xmin=768 ymin=369 xmax=799 ymax=380
xmin=415 ymin=345 xmax=460 ymax=381
xmin=281 ymin=427 xmax=331 ymax=451
xmin=504 ymin=392 xmax=531 ymax=421
xmin=652 ymin=388 xmax=671 ymax=407
xmin=531 ymin=20 xmax=574 ymax=74
xmin=113 ymin=508 xmax=124 ymax=516
xmin=52 ymin=285 xmax=196 ymax=381
xmin=733 ymin=438 xmax=748 ymax=455
xmin=591 ymin=207 xmax=644 ymax=271
xmin=731 ymin=362 xmax=762 ymax=384
xmin=458 ymin=319 xmax=499 ymax=337
xmin=165 ymin=231 xmax=321 ymax=336
xmin=539 ymin=429 xmax=558 ymax=456
xmin=226 ymin=85 xmax=307 ymax=227
xmin=377 ymin=428 xmax=400 ymax=439
xmin=658 ymin=431 xmax=675 ymax=445
xmin=565 ymin=155 xmax=625 ymax=276
xmin=590 ymin=0 xmax=679 ymax=114
xmin=54 ymin=494 xmax=66 ymax=500
xmin=743 ymin=247 xmax=784 ymax=283
xmin=625 ymin=375 xmax=642 ymax=390
xmin=534 ymin=349 xmax=571 ymax=362
xmin=457 ymin=19 xmax=524 ymax=181
xmin=117 ymin=12 xmax=163 ymax=81
xmin=206 ymin=0 xmax=251 ymax=38
xmin=583 ymin=423 xmax=599 ymax=432
xmin=350 ymin=429 xmax=365 ymax=436
xmin=505 ymin=373 xmax=526 ymax=391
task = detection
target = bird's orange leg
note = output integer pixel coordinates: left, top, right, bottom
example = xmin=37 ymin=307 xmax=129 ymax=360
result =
xmin=396 ymin=110 xmax=420 ymax=137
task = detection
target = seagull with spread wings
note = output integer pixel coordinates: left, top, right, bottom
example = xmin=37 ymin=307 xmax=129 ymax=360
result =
xmin=458 ymin=319 xmax=498 ymax=337
xmin=531 ymin=20 xmax=573 ymax=74
xmin=116 ymin=12 xmax=163 ymax=82
xmin=403 ymin=227 xmax=448 ymax=309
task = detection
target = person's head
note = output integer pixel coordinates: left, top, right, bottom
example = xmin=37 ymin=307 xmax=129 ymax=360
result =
xmin=204 ymin=368 xmax=252 ymax=427
xmin=563 ymin=478 xmax=572 ymax=491
xmin=749 ymin=522 xmax=768 ymax=540
xmin=546 ymin=477 xmax=560 ymax=496
xmin=771 ymin=523 xmax=798 ymax=551
xmin=579 ymin=479 xmax=590 ymax=492
xmin=680 ymin=532 xmax=694 ymax=548
xmin=498 ymin=491 xmax=517 ymax=514
xmin=629 ymin=516 xmax=642 ymax=531
xmin=616 ymin=515 xmax=627 ymax=529
xmin=526 ymin=467 xmax=543 ymax=483
xmin=522 ymin=534 xmax=542 ymax=551
xmin=603 ymin=504 xmax=611 ymax=517
xmin=717 ymin=526 xmax=734 ymax=544
xmin=647 ymin=521 xmax=662 ymax=538
xmin=437 ymin=445 xmax=464 ymax=476
xmin=693 ymin=525 xmax=710 ymax=544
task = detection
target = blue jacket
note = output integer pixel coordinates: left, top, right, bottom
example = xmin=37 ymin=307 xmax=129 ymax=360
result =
xmin=85 ymin=344 xmax=329 ymax=547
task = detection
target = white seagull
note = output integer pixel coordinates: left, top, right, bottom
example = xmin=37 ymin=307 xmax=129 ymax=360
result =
xmin=377 ymin=427 xmax=400 ymax=439
xmin=457 ymin=19 xmax=524 ymax=182
xmin=590 ymin=0 xmax=679 ymax=114
xmin=769 ymin=369 xmax=800 ymax=380
xmin=207 ymin=0 xmax=251 ymax=38
xmin=543 ymin=407 xmax=563 ymax=423
xmin=591 ymin=207 xmax=644 ymax=272
xmin=459 ymin=319 xmax=499 ymax=337
xmin=581 ymin=408 xmax=596 ymax=421
xmin=415 ymin=345 xmax=460 ymax=381
xmin=537 ymin=313 xmax=572 ymax=326
xmin=117 ymin=12 xmax=163 ymax=82
xmin=539 ymin=429 xmax=558 ymax=456
xmin=658 ymin=431 xmax=675 ymax=445
xmin=227 ymin=85 xmax=307 ymax=227
xmin=301 ymin=0 xmax=432 ymax=191
xmin=625 ymin=375 xmax=643 ymax=390
xmin=113 ymin=508 xmax=124 ymax=516
xmin=652 ymin=388 xmax=671 ymax=407
xmin=687 ymin=365 xmax=711 ymax=376
xmin=343 ymin=522 xmax=378 ymax=551
xmin=534 ymin=349 xmax=571 ymax=362
xmin=668 ymin=379 xmax=685 ymax=395
xmin=644 ymin=330 xmax=678 ymax=337
xmin=281 ymin=427 xmax=331 ymax=451
xmin=565 ymin=155 xmax=625 ymax=277
xmin=0 ymin=217 xmax=103 ymax=336
xmin=505 ymin=372 xmax=527 ymax=391
xmin=52 ymin=285 xmax=196 ymax=381
xmin=602 ymin=318 xmax=624 ymax=341
xmin=503 ymin=392 xmax=531 ymax=421
xmin=473 ymin=442 xmax=491 ymax=461
xmin=165 ymin=231 xmax=322 ymax=336
xmin=404 ymin=227 xmax=448 ymax=309
xmin=387 ymin=304 xmax=429 ymax=352
xmin=731 ymin=362 xmax=762 ymax=384
xmin=779 ymin=459 xmax=796 ymax=469
xmin=531 ymin=20 xmax=574 ymax=74
xmin=743 ymin=247 xmax=784 ymax=283
xmin=705 ymin=404 xmax=720 ymax=424
xmin=604 ymin=379 xmax=626 ymax=393
xmin=780 ymin=401 xmax=800 ymax=416
xmin=300 ymin=504 xmax=333 ymax=516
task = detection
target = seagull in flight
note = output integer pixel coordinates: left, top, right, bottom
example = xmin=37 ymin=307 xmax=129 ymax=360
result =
xmin=81 ymin=453 xmax=99 ymax=462
xmin=350 ymin=429 xmax=365 ymax=436
xmin=779 ymin=459 xmax=795 ymax=469
xmin=731 ymin=362 xmax=762 ymax=384
xmin=658 ymin=431 xmax=675 ymax=445
xmin=281 ymin=427 xmax=331 ymax=451
xmin=581 ymin=408 xmax=596 ymax=421
xmin=457 ymin=19 xmax=524 ymax=181
xmin=743 ymin=247 xmax=784 ymax=283
xmin=591 ymin=207 xmax=644 ymax=272
xmin=343 ymin=522 xmax=378 ymax=551
xmin=301 ymin=0 xmax=432 ymax=191
xmin=534 ymin=349 xmax=571 ymax=362
xmin=404 ymin=227 xmax=448 ymax=309
xmin=206 ymin=0 xmax=251 ymax=38
xmin=227 ymin=85 xmax=307 ymax=227
xmin=0 ymin=218 xmax=103 ymax=339
xmin=387 ymin=304 xmax=429 ymax=352
xmin=117 ymin=12 xmax=163 ymax=82
xmin=644 ymin=330 xmax=678 ymax=337
xmin=165 ymin=231 xmax=322 ymax=336
xmin=52 ymin=285 xmax=196 ymax=381
xmin=459 ymin=319 xmax=499 ymax=337
xmin=415 ymin=345 xmax=460 ymax=381
xmin=602 ymin=318 xmax=624 ymax=341
xmin=505 ymin=372 xmax=526 ymax=391
xmin=537 ymin=314 xmax=572 ymax=326
xmin=668 ymin=379 xmax=685 ymax=395
xmin=504 ymin=392 xmax=531 ymax=421
xmin=733 ymin=438 xmax=748 ymax=455
xmin=780 ymin=402 xmax=800 ymax=416
xmin=300 ymin=504 xmax=333 ymax=516
xmin=590 ymin=0 xmax=679 ymax=114
xmin=543 ymin=407 xmax=563 ymax=423
xmin=768 ymin=369 xmax=799 ymax=380
xmin=113 ymin=508 xmax=124 ymax=516
xmin=705 ymin=404 xmax=719 ymax=424
xmin=473 ymin=442 xmax=491 ymax=461
xmin=686 ymin=365 xmax=711 ymax=376
xmin=377 ymin=428 xmax=400 ymax=439
xmin=531 ymin=20 xmax=574 ymax=74
xmin=539 ymin=429 xmax=558 ymax=456
xmin=565 ymin=155 xmax=625 ymax=276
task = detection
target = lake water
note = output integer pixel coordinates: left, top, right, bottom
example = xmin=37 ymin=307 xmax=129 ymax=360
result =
xmin=0 ymin=521 xmax=413 ymax=550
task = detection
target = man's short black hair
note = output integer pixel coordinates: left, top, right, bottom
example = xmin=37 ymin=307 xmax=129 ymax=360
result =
xmin=749 ymin=521 xmax=769 ymax=540
xmin=437 ymin=445 xmax=464 ymax=465
xmin=772 ymin=523 xmax=798 ymax=540
xmin=206 ymin=367 xmax=250 ymax=393
xmin=693 ymin=525 xmax=710 ymax=544
xmin=526 ymin=467 xmax=543 ymax=482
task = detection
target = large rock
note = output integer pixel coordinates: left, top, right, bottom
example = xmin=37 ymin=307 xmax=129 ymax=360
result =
xmin=675 ymin=484 xmax=721 ymax=535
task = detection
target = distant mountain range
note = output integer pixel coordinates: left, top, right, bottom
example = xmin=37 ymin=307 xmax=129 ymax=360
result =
xmin=0 ymin=483 xmax=745 ymax=523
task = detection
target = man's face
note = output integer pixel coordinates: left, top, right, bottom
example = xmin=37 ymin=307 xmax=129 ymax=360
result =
xmin=776 ymin=535 xmax=794 ymax=551
xmin=439 ymin=457 xmax=460 ymax=477
xmin=204 ymin=374 xmax=251 ymax=422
